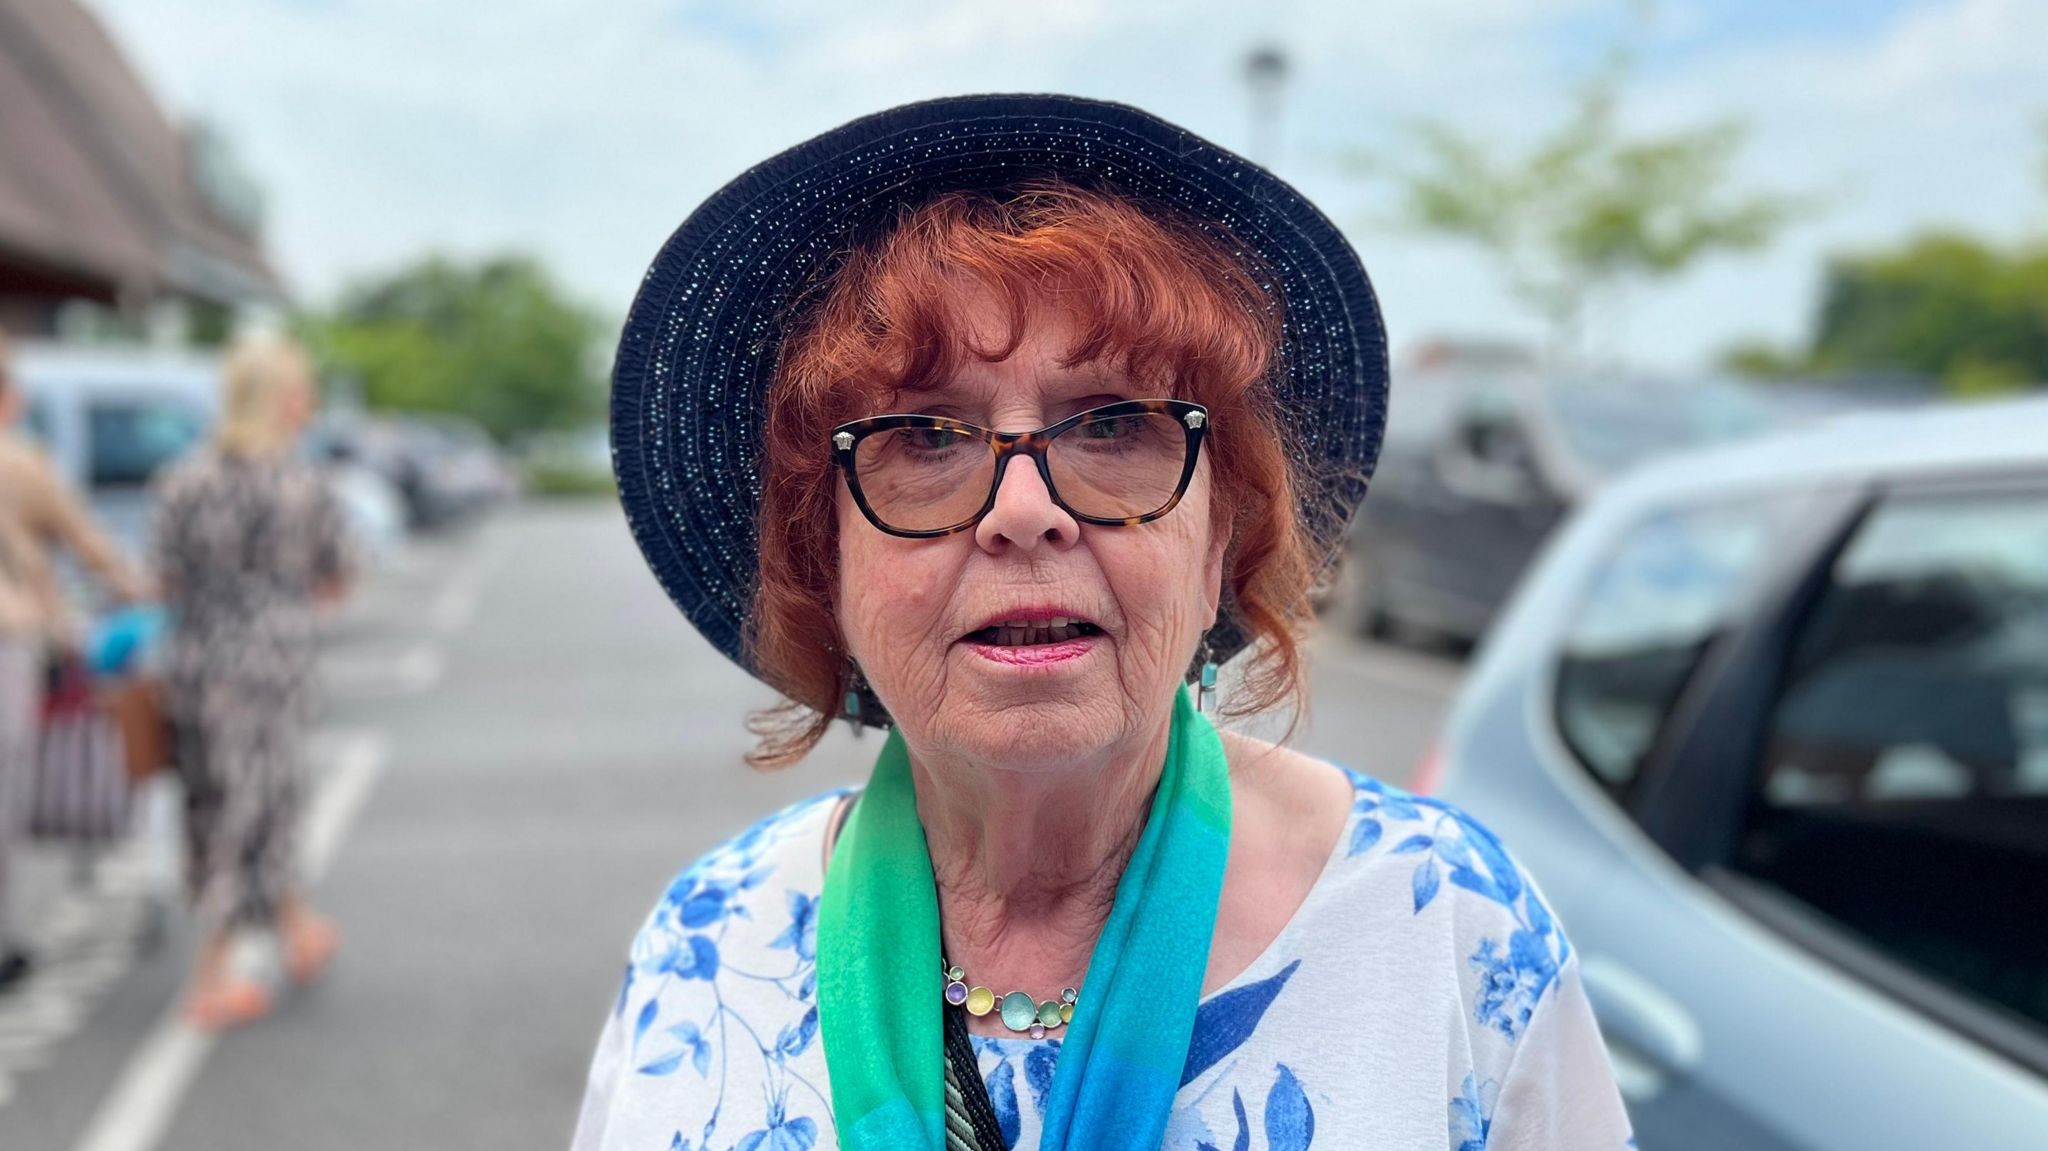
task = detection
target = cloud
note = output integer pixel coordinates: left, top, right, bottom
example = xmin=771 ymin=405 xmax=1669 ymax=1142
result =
xmin=83 ymin=0 xmax=2048 ymax=368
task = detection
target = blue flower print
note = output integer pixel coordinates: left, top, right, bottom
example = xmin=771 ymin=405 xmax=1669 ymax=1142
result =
xmin=637 ymin=1019 xmax=712 ymax=1077
xmin=1025 ymin=1042 xmax=1058 ymax=1113
xmin=1450 ymin=1073 xmax=1499 ymax=1151
xmin=774 ymin=1007 xmax=819 ymax=1060
xmin=1468 ymin=931 xmax=1559 ymax=1042
xmin=614 ymin=792 xmax=848 ymax=1151
xmin=1187 ymin=1066 xmax=1314 ymax=1151
xmin=1263 ymin=1064 xmax=1314 ymax=1151
xmin=769 ymin=891 xmax=818 ymax=962
xmin=987 ymin=1055 xmax=1022 ymax=1146
xmin=1342 ymin=771 xmax=1568 ymax=1044
xmin=733 ymin=1095 xmax=818 ymax=1151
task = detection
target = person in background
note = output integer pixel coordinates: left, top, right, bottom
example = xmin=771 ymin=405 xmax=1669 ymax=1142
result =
xmin=0 ymin=327 xmax=151 ymax=994
xmin=152 ymin=334 xmax=354 ymax=1030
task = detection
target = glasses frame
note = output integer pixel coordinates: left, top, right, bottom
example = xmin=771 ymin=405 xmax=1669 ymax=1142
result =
xmin=831 ymin=398 xmax=1211 ymax=539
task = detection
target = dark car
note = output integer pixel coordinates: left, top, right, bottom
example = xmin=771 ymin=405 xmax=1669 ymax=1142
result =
xmin=1336 ymin=369 xmax=1777 ymax=647
xmin=310 ymin=412 xmax=514 ymax=530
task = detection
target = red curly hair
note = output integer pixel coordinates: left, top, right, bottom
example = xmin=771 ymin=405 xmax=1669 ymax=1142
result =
xmin=747 ymin=180 xmax=1316 ymax=766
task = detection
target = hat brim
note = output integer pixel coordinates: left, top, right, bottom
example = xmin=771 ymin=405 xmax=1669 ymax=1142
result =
xmin=612 ymin=93 xmax=1388 ymax=683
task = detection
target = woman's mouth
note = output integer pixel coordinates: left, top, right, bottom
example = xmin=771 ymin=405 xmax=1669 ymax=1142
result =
xmin=961 ymin=618 xmax=1104 ymax=667
xmin=965 ymin=618 xmax=1103 ymax=647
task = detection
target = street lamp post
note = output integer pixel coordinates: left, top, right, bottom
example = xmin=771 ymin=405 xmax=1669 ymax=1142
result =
xmin=1243 ymin=44 xmax=1290 ymax=168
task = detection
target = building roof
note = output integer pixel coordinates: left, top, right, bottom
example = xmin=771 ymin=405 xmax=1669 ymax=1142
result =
xmin=0 ymin=0 xmax=280 ymax=306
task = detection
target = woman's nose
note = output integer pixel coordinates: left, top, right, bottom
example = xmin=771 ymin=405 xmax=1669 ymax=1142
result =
xmin=974 ymin=455 xmax=1079 ymax=554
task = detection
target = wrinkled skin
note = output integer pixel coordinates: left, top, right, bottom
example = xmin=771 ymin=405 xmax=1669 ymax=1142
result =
xmin=835 ymin=303 xmax=1226 ymax=780
xmin=830 ymin=293 xmax=1346 ymax=1026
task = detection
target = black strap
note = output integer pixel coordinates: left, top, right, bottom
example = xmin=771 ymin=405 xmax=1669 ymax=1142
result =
xmin=943 ymin=1002 xmax=1011 ymax=1150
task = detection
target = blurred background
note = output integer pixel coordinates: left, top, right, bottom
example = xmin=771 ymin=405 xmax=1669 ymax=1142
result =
xmin=0 ymin=0 xmax=2044 ymax=1148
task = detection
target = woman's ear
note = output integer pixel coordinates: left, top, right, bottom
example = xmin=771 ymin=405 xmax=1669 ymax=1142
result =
xmin=1201 ymin=519 xmax=1228 ymax=622
xmin=1201 ymin=467 xmax=1234 ymax=621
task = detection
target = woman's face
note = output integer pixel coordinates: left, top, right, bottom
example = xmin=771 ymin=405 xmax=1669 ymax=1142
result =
xmin=835 ymin=296 xmax=1229 ymax=773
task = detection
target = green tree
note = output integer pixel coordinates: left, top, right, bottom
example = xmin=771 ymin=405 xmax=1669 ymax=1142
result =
xmin=1807 ymin=234 xmax=2048 ymax=393
xmin=1368 ymin=45 xmax=1803 ymax=353
xmin=303 ymin=256 xmax=604 ymax=441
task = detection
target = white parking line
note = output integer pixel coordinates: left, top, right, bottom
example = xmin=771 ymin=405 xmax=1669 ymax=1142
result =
xmin=68 ymin=732 xmax=388 ymax=1151
xmin=0 ymin=823 xmax=159 ymax=1119
xmin=323 ymin=644 xmax=444 ymax=696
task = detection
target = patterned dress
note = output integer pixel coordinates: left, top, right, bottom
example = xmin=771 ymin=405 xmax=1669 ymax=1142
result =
xmin=151 ymin=448 xmax=352 ymax=936
xmin=573 ymin=771 xmax=1636 ymax=1151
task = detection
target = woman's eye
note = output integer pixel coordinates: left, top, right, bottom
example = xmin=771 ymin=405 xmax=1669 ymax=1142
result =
xmin=906 ymin=427 xmax=967 ymax=450
xmin=1083 ymin=418 xmax=1134 ymax=440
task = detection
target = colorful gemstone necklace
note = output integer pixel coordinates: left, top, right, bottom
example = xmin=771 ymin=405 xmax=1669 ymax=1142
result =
xmin=941 ymin=960 xmax=1078 ymax=1039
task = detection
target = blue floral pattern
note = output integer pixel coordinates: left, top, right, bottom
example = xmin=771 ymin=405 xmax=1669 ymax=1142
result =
xmin=574 ymin=775 xmax=1634 ymax=1151
xmin=1344 ymin=770 xmax=1570 ymax=1044
xmin=612 ymin=791 xmax=847 ymax=1151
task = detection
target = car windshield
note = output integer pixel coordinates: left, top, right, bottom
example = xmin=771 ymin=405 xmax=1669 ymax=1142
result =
xmin=1551 ymin=380 xmax=1776 ymax=475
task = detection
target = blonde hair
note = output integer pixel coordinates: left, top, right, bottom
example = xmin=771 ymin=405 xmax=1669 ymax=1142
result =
xmin=217 ymin=335 xmax=314 ymax=457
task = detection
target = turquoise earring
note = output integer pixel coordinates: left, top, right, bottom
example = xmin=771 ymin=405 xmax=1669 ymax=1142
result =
xmin=1193 ymin=636 xmax=1218 ymax=713
xmin=843 ymin=659 xmax=866 ymax=734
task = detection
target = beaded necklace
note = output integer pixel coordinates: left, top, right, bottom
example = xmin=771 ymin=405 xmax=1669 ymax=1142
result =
xmin=941 ymin=960 xmax=1078 ymax=1039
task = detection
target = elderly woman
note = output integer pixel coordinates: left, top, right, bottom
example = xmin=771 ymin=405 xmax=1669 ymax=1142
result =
xmin=575 ymin=97 xmax=1631 ymax=1151
xmin=153 ymin=335 xmax=353 ymax=1030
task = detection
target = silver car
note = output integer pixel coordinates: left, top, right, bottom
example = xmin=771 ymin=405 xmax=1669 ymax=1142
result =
xmin=1430 ymin=396 xmax=2048 ymax=1149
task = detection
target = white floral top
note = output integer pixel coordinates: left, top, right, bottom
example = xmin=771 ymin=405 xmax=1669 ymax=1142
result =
xmin=572 ymin=770 xmax=1636 ymax=1151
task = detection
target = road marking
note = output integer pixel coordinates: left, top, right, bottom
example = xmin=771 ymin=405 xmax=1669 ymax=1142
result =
xmin=431 ymin=527 xmax=506 ymax=636
xmin=0 ymin=822 xmax=159 ymax=1118
xmin=67 ymin=731 xmax=387 ymax=1151
xmin=300 ymin=733 xmax=388 ymax=881
xmin=323 ymin=644 xmax=444 ymax=695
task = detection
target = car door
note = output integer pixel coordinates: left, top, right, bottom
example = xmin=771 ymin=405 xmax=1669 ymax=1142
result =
xmin=1592 ymin=476 xmax=2048 ymax=1150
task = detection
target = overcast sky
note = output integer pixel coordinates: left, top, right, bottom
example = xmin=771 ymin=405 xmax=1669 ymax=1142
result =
xmin=87 ymin=0 xmax=2048 ymax=370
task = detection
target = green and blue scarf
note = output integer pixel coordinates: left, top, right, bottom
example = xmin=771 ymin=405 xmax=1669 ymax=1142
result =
xmin=817 ymin=688 xmax=1232 ymax=1150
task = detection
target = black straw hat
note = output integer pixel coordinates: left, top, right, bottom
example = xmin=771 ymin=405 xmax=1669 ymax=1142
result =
xmin=612 ymin=93 xmax=1388 ymax=681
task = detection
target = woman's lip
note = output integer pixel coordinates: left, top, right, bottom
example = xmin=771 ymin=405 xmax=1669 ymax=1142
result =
xmin=962 ymin=634 xmax=1101 ymax=666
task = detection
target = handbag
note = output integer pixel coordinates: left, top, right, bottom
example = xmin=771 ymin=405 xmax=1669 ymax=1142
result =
xmin=100 ymin=675 xmax=171 ymax=784
xmin=31 ymin=655 xmax=132 ymax=843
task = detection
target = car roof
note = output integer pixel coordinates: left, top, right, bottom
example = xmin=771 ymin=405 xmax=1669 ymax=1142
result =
xmin=1610 ymin=394 xmax=2048 ymax=506
xmin=13 ymin=343 xmax=221 ymax=404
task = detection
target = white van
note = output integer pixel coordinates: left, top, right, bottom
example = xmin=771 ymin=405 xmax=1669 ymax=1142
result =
xmin=10 ymin=343 xmax=219 ymax=552
xmin=10 ymin=342 xmax=403 ymax=559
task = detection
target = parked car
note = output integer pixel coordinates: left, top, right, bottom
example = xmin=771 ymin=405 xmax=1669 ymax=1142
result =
xmin=12 ymin=342 xmax=405 ymax=560
xmin=1337 ymin=370 xmax=1780 ymax=646
xmin=1427 ymin=397 xmax=2048 ymax=1150
xmin=310 ymin=411 xmax=514 ymax=530
xmin=12 ymin=344 xmax=220 ymax=552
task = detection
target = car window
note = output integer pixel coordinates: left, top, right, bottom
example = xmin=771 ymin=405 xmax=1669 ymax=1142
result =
xmin=1550 ymin=379 xmax=1776 ymax=477
xmin=1736 ymin=491 xmax=2048 ymax=1036
xmin=1555 ymin=496 xmax=1804 ymax=793
xmin=24 ymin=397 xmax=55 ymax=446
xmin=88 ymin=398 xmax=207 ymax=486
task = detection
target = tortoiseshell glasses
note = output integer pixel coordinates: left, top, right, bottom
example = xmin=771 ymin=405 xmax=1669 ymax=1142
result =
xmin=831 ymin=399 xmax=1210 ymax=538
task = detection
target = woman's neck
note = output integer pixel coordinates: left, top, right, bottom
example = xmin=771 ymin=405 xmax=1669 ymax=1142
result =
xmin=909 ymin=724 xmax=1170 ymax=995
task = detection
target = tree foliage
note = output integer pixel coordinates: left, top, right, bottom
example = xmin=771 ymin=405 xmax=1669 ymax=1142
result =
xmin=303 ymin=255 xmax=605 ymax=441
xmin=1721 ymin=111 xmax=2048 ymax=391
xmin=1805 ymin=234 xmax=2048 ymax=393
xmin=1376 ymin=49 xmax=1803 ymax=352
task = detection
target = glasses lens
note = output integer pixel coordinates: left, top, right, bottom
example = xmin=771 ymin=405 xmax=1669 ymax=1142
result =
xmin=852 ymin=424 xmax=995 ymax=532
xmin=1046 ymin=410 xmax=1191 ymax=521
